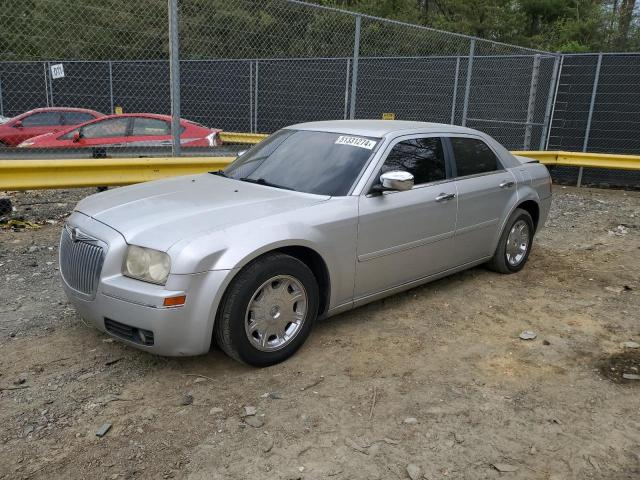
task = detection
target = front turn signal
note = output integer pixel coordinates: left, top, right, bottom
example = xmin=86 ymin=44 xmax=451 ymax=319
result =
xmin=163 ymin=295 xmax=186 ymax=307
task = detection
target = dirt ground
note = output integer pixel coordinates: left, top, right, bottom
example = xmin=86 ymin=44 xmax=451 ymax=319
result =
xmin=0 ymin=186 xmax=639 ymax=480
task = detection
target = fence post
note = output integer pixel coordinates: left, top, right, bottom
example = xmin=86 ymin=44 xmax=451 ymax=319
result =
xmin=450 ymin=56 xmax=460 ymax=125
xmin=579 ymin=53 xmax=602 ymax=186
xmin=540 ymin=55 xmax=562 ymax=150
xmin=249 ymin=61 xmax=253 ymax=133
xmin=108 ymin=61 xmax=115 ymax=114
xmin=343 ymin=58 xmax=351 ymax=120
xmin=43 ymin=63 xmax=50 ymax=107
xmin=47 ymin=61 xmax=54 ymax=107
xmin=461 ymin=39 xmax=475 ymax=127
xmin=168 ymin=0 xmax=181 ymax=157
xmin=0 ymin=79 xmax=4 ymax=117
xmin=349 ymin=15 xmax=361 ymax=120
xmin=254 ymin=60 xmax=259 ymax=133
xmin=523 ymin=54 xmax=540 ymax=150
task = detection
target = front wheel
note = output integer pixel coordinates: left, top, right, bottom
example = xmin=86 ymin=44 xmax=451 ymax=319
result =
xmin=214 ymin=253 xmax=319 ymax=367
xmin=487 ymin=208 xmax=534 ymax=274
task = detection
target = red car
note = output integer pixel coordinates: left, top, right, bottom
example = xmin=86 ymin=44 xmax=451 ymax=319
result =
xmin=0 ymin=107 xmax=104 ymax=147
xmin=19 ymin=113 xmax=221 ymax=149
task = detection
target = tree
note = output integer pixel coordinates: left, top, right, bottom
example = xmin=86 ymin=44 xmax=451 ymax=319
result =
xmin=616 ymin=0 xmax=636 ymax=48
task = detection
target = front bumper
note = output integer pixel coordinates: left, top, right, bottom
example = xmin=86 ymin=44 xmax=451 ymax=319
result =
xmin=61 ymin=212 xmax=233 ymax=356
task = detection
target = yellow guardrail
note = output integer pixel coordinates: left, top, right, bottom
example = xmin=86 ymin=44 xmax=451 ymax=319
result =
xmin=1 ymin=149 xmax=639 ymax=191
xmin=0 ymin=157 xmax=233 ymax=191
xmin=512 ymin=151 xmax=640 ymax=171
xmin=219 ymin=132 xmax=268 ymax=144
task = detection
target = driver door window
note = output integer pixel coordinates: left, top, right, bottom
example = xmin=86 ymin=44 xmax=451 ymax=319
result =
xmin=21 ymin=112 xmax=62 ymax=127
xmin=12 ymin=111 xmax=63 ymax=143
xmin=81 ymin=118 xmax=130 ymax=139
xmin=380 ymin=137 xmax=447 ymax=186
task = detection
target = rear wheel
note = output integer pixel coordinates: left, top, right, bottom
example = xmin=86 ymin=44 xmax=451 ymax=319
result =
xmin=487 ymin=208 xmax=534 ymax=274
xmin=214 ymin=253 xmax=319 ymax=366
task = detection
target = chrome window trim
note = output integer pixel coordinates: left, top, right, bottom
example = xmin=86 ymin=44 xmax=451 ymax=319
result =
xmin=452 ymin=168 xmax=508 ymax=182
xmin=364 ymin=176 xmax=456 ymax=198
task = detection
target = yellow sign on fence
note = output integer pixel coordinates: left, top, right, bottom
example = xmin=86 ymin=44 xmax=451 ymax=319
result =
xmin=382 ymin=112 xmax=396 ymax=120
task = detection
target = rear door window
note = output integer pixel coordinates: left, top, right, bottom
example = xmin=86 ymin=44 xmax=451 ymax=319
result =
xmin=63 ymin=111 xmax=96 ymax=125
xmin=450 ymin=137 xmax=501 ymax=177
xmin=132 ymin=117 xmax=170 ymax=136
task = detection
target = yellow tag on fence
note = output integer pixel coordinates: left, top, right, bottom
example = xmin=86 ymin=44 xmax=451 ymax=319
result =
xmin=114 ymin=106 xmax=123 ymax=115
xmin=382 ymin=112 xmax=395 ymax=120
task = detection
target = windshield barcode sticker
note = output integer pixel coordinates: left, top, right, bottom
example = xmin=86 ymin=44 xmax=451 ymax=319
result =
xmin=335 ymin=136 xmax=377 ymax=150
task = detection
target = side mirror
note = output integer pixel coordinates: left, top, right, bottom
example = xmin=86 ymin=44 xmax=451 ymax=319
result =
xmin=72 ymin=131 xmax=82 ymax=143
xmin=13 ymin=120 xmax=23 ymax=128
xmin=372 ymin=171 xmax=414 ymax=194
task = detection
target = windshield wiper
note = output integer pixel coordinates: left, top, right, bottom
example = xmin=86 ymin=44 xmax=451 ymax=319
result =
xmin=210 ymin=169 xmax=228 ymax=177
xmin=239 ymin=177 xmax=294 ymax=191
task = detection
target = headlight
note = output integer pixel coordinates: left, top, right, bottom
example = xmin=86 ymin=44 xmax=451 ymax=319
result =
xmin=123 ymin=245 xmax=171 ymax=285
xmin=206 ymin=132 xmax=218 ymax=147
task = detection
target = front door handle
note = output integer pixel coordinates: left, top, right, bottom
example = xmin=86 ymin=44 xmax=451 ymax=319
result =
xmin=435 ymin=192 xmax=456 ymax=202
xmin=499 ymin=180 xmax=515 ymax=188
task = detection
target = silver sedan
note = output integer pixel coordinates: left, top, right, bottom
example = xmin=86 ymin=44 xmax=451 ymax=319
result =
xmin=60 ymin=120 xmax=551 ymax=366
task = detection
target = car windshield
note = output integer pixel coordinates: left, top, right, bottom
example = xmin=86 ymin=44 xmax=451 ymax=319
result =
xmin=223 ymin=129 xmax=381 ymax=196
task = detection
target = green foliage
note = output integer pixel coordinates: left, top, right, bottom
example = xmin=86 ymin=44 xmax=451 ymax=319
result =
xmin=0 ymin=0 xmax=638 ymax=61
xmin=320 ymin=0 xmax=640 ymax=52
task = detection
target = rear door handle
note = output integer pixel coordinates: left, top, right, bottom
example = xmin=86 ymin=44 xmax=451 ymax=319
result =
xmin=435 ymin=192 xmax=456 ymax=202
xmin=499 ymin=180 xmax=515 ymax=188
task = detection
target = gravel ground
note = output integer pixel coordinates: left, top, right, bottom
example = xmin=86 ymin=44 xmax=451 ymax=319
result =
xmin=0 ymin=185 xmax=639 ymax=480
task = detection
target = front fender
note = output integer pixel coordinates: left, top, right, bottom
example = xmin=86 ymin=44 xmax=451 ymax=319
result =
xmin=168 ymin=196 xmax=359 ymax=310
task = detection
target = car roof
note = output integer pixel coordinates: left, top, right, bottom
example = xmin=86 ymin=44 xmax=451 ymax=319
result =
xmin=98 ymin=113 xmax=173 ymax=121
xmin=286 ymin=120 xmax=479 ymax=138
xmin=24 ymin=107 xmax=103 ymax=114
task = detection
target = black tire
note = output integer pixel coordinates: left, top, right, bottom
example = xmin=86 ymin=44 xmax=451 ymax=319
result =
xmin=214 ymin=253 xmax=319 ymax=367
xmin=487 ymin=208 xmax=535 ymax=274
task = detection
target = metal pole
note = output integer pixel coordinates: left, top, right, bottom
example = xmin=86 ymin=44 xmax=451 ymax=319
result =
xmin=249 ymin=61 xmax=253 ymax=133
xmin=43 ymin=63 xmax=50 ymax=107
xmin=254 ymin=60 xmax=259 ymax=133
xmin=583 ymin=53 xmax=602 ymax=153
xmin=579 ymin=53 xmax=602 ymax=187
xmin=523 ymin=54 xmax=541 ymax=150
xmin=343 ymin=58 xmax=351 ymax=120
xmin=450 ymin=57 xmax=460 ymax=125
xmin=47 ymin=61 xmax=54 ymax=107
xmin=461 ymin=39 xmax=475 ymax=127
xmin=168 ymin=0 xmax=181 ymax=157
xmin=0 ymin=79 xmax=4 ymax=117
xmin=349 ymin=15 xmax=361 ymax=120
xmin=540 ymin=55 xmax=562 ymax=150
xmin=108 ymin=61 xmax=114 ymax=114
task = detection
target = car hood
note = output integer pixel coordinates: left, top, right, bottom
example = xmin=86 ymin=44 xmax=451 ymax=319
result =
xmin=76 ymin=174 xmax=330 ymax=251
xmin=20 ymin=132 xmax=54 ymax=145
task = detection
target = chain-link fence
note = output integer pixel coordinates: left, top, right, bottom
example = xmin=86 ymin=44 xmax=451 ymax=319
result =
xmin=0 ymin=0 xmax=559 ymax=160
xmin=548 ymin=53 xmax=640 ymax=187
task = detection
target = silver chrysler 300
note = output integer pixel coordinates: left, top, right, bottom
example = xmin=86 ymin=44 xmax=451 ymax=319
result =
xmin=60 ymin=120 xmax=551 ymax=366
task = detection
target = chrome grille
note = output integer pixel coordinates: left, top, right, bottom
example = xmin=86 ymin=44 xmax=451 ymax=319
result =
xmin=60 ymin=226 xmax=105 ymax=297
